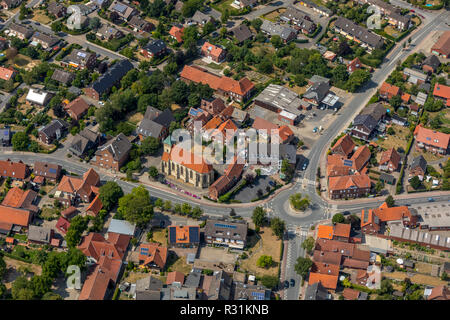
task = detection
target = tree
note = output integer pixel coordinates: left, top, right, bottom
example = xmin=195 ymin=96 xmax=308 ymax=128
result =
xmin=42 ymin=292 xmax=63 ymax=300
xmin=148 ymin=166 xmax=159 ymax=180
xmin=191 ymin=206 xmax=203 ymax=219
xmin=260 ymin=275 xmax=279 ymax=289
xmin=221 ymin=8 xmax=230 ymax=24
xmin=181 ymin=203 xmax=192 ymax=216
xmin=0 ymin=256 xmax=6 ymax=279
xmin=385 ymin=195 xmax=395 ymax=207
xmin=65 ymin=216 xmax=88 ymax=248
xmin=181 ymin=0 xmax=203 ymax=17
xmin=89 ymin=17 xmax=101 ymax=30
xmin=379 ymin=279 xmax=393 ymax=295
xmin=154 ymin=198 xmax=163 ymax=209
xmin=99 ymin=181 xmax=124 ymax=211
xmin=257 ymin=57 xmax=273 ymax=74
xmin=252 ymin=206 xmax=266 ymax=227
xmin=290 ymin=193 xmax=310 ymax=211
xmin=294 ymin=257 xmax=313 ymax=278
xmin=387 ymin=126 xmax=395 ymax=135
xmin=140 ymin=136 xmax=161 ymax=155
xmin=251 ymin=18 xmax=263 ymax=32
xmin=441 ymin=271 xmax=449 ymax=281
xmin=389 ymin=95 xmax=402 ymax=109
xmin=12 ymin=131 xmax=30 ymax=151
xmin=117 ymin=185 xmax=153 ymax=227
xmin=410 ymin=175 xmax=422 ymax=190
xmin=270 ymin=217 xmax=285 ymax=239
xmin=256 ymin=255 xmax=274 ymax=268
xmin=281 ymin=159 xmax=294 ymax=181
xmin=301 ymin=236 xmax=315 ymax=255
xmin=270 ymin=35 xmax=283 ymax=49
xmin=11 ymin=276 xmax=33 ymax=300
xmin=163 ymin=200 xmax=172 ymax=212
xmin=6 ymin=47 xmax=18 ymax=60
xmin=332 ymin=213 xmax=345 ymax=224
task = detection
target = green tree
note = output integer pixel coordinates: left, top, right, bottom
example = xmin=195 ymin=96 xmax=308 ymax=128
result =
xmin=387 ymin=127 xmax=395 ymax=135
xmin=117 ymin=185 xmax=154 ymax=227
xmin=301 ymin=236 xmax=315 ymax=255
xmin=332 ymin=213 xmax=345 ymax=224
xmin=260 ymin=275 xmax=279 ymax=289
xmin=154 ymin=198 xmax=163 ymax=209
xmin=65 ymin=216 xmax=88 ymax=248
xmin=148 ymin=166 xmax=159 ymax=180
xmin=294 ymin=257 xmax=313 ymax=278
xmin=140 ymin=136 xmax=161 ymax=156
xmin=410 ymin=175 xmax=422 ymax=190
xmin=11 ymin=276 xmax=33 ymax=300
xmin=385 ymin=195 xmax=395 ymax=207
xmin=270 ymin=217 xmax=285 ymax=239
xmin=257 ymin=57 xmax=273 ymax=74
xmin=256 ymin=255 xmax=274 ymax=268
xmin=99 ymin=181 xmax=124 ymax=211
xmin=12 ymin=131 xmax=31 ymax=151
xmin=163 ymin=200 xmax=172 ymax=212
xmin=251 ymin=18 xmax=263 ymax=32
xmin=252 ymin=206 xmax=266 ymax=227
xmin=181 ymin=203 xmax=192 ymax=216
xmin=290 ymin=193 xmax=310 ymax=211
xmin=0 ymin=255 xmax=6 ymax=279
xmin=270 ymin=35 xmax=283 ymax=49
xmin=42 ymin=292 xmax=63 ymax=300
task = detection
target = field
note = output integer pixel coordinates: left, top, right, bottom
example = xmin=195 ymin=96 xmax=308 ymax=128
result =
xmin=377 ymin=124 xmax=410 ymax=151
xmin=262 ymin=8 xmax=286 ymax=22
xmin=240 ymin=227 xmax=282 ymax=277
xmin=412 ymin=149 xmax=443 ymax=162
xmin=126 ymin=112 xmax=144 ymax=125
xmin=40 ymin=207 xmax=60 ymax=220
xmin=382 ymin=271 xmax=448 ymax=287
xmin=3 ymin=257 xmax=42 ymax=290
xmin=31 ymin=10 xmax=52 ymax=25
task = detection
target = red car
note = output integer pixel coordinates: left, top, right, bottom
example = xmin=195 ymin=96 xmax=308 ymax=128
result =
xmin=410 ymin=9 xmax=415 ymax=12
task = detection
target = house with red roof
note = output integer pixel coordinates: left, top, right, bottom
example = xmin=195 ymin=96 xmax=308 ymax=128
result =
xmin=64 ymin=97 xmax=90 ymax=121
xmin=414 ymin=124 xmax=450 ymax=155
xmin=308 ymin=273 xmax=339 ymax=291
xmin=138 ymin=242 xmax=168 ymax=270
xmin=331 ymin=134 xmax=355 ymax=157
xmin=0 ymin=205 xmax=33 ymax=232
xmin=347 ymin=57 xmax=361 ymax=73
xmin=169 ymin=25 xmax=184 ymax=43
xmin=208 ymin=157 xmax=244 ymax=200
xmin=379 ymin=147 xmax=401 ymax=172
xmin=0 ymin=159 xmax=29 ymax=180
xmin=427 ymin=285 xmax=450 ymax=300
xmin=167 ymin=225 xmax=200 ymax=248
xmin=360 ymin=202 xmax=418 ymax=234
xmin=350 ymin=145 xmax=371 ymax=173
xmin=86 ymin=194 xmax=103 ymax=217
xmin=432 ymin=83 xmax=450 ymax=107
xmin=317 ymin=223 xmax=351 ymax=242
xmin=0 ymin=66 xmax=16 ymax=81
xmin=327 ymin=154 xmax=353 ymax=178
xmin=201 ymin=42 xmax=226 ymax=63
xmin=180 ymin=65 xmax=254 ymax=102
xmin=379 ymin=82 xmax=400 ymax=100
xmin=328 ymin=174 xmax=371 ymax=199
xmin=2 ymin=187 xmax=38 ymax=214
xmin=166 ymin=271 xmax=185 ymax=285
xmin=56 ymin=216 xmax=70 ymax=234
xmin=55 ymin=168 xmax=100 ymax=206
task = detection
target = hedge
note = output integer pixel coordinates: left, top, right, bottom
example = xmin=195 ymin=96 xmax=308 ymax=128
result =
xmin=2 ymin=252 xmax=32 ymax=264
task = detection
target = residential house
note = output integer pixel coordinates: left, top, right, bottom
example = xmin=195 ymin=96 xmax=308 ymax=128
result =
xmin=55 ymin=168 xmax=100 ymax=206
xmin=0 ymin=127 xmax=11 ymax=147
xmin=190 ymin=10 xmax=215 ymax=26
xmin=2 ymin=187 xmax=38 ymax=214
xmin=135 ymin=276 xmax=163 ymax=300
xmin=390 ymin=114 xmax=407 ymax=126
xmin=401 ymin=93 xmax=411 ymax=105
xmin=303 ymin=81 xmax=330 ymax=106
xmin=0 ymin=205 xmax=32 ymax=233
xmin=379 ymin=147 xmax=401 ymax=172
xmin=347 ymin=57 xmax=362 ymax=73
xmin=327 ymin=154 xmax=353 ymax=178
xmin=86 ymin=194 xmax=103 ymax=217
xmin=85 ymin=59 xmax=134 ymax=100
xmin=342 ymin=288 xmax=368 ymax=300
xmin=161 ymin=141 xmax=214 ymax=188
xmin=409 ymin=103 xmax=420 ymax=116
xmin=403 ymin=67 xmax=428 ymax=85
xmin=309 ymin=75 xmax=330 ymax=86
xmin=233 ymin=0 xmax=257 ymax=8
xmin=47 ymin=1 xmax=67 ymax=17
xmin=108 ymin=0 xmax=138 ymax=21
xmin=333 ymin=17 xmax=384 ymax=51
xmin=69 ymin=127 xmax=101 ymax=158
xmin=137 ymin=107 xmax=175 ymax=141
xmin=232 ymin=282 xmax=271 ymax=300
xmin=141 ymin=39 xmax=167 ymax=59
xmin=426 ymin=285 xmax=450 ymax=300
xmin=138 ymin=243 xmax=168 ymax=270
xmin=64 ymin=97 xmax=90 ymax=121
xmin=201 ymin=42 xmax=226 ymax=63
xmin=28 ymin=225 xmax=53 ymax=245
xmin=128 ymin=15 xmax=154 ymax=32
xmin=331 ymin=134 xmax=355 ymax=157
xmin=328 ymin=174 xmax=371 ymax=199
xmin=409 ymin=155 xmax=427 ymax=180
xmin=0 ymin=0 xmax=22 ymax=9
xmin=304 ymin=282 xmax=331 ymax=300
xmin=317 ymin=223 xmax=350 ymax=242
xmin=169 ymin=25 xmax=184 ymax=43
xmin=280 ymin=7 xmax=316 ymax=35
xmin=415 ymin=92 xmax=428 ymax=106
xmin=31 ymin=32 xmax=59 ymax=49
xmin=92 ymin=133 xmax=132 ymax=171
xmin=180 ymin=65 xmax=254 ymax=102
xmin=168 ymin=225 xmax=200 ymax=248
xmin=261 ymin=20 xmax=297 ymax=43
xmin=8 ymin=23 xmax=33 ymax=40
xmin=38 ymin=119 xmax=68 ymax=145
xmin=33 ymin=161 xmax=62 ymax=182
xmin=56 ymin=216 xmax=70 ymax=234
xmin=350 ymin=145 xmax=371 ymax=173
xmin=0 ymin=66 xmax=16 ymax=82
xmin=422 ymin=55 xmax=441 ymax=74
xmin=26 ymin=88 xmax=52 ymax=106
xmin=51 ymin=69 xmax=74 ymax=85
xmin=299 ymin=0 xmax=332 ymax=17
xmin=432 ymin=83 xmax=450 ymax=107
xmin=204 ymin=219 xmax=248 ymax=249
xmin=379 ymin=82 xmax=400 ymax=100
xmin=230 ymin=24 xmax=253 ymax=43
xmin=351 ymin=114 xmax=378 ymax=141
xmin=62 ymin=49 xmax=97 ymax=69
xmin=0 ymin=159 xmax=28 ymax=180
xmin=96 ymin=25 xmax=124 ymax=40
xmin=414 ymin=124 xmax=450 ymax=154
xmin=431 ymin=31 xmax=450 ymax=58
xmin=308 ymin=273 xmax=339 ymax=292
xmin=166 ymin=271 xmax=185 ymax=286
xmin=201 ymin=97 xmax=226 ymax=116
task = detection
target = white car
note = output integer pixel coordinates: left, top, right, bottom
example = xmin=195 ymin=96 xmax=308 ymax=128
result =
xmin=99 ymin=101 xmax=105 ymax=106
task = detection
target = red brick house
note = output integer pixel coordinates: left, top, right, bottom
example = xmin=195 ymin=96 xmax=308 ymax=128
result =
xmin=379 ymin=82 xmax=400 ymax=100
xmin=92 ymin=133 xmax=132 ymax=171
xmin=379 ymin=147 xmax=401 ymax=172
xmin=201 ymin=42 xmax=226 ymax=63
xmin=328 ymin=174 xmax=371 ymax=199
xmin=169 ymin=25 xmax=184 ymax=43
xmin=64 ymin=97 xmax=90 ymax=121
xmin=0 ymin=159 xmax=28 ymax=180
xmin=331 ymin=134 xmax=355 ymax=157
xmin=414 ymin=124 xmax=450 ymax=155
xmin=138 ymin=242 xmax=168 ymax=270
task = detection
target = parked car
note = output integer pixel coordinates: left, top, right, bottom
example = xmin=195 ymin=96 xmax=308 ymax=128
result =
xmin=290 ymin=279 xmax=295 ymax=287
xmin=284 ymin=280 xmax=289 ymax=288
xmin=428 ymin=197 xmax=434 ymax=202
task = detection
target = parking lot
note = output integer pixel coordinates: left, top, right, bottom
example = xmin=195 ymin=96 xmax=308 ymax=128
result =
xmin=233 ymin=175 xmax=275 ymax=202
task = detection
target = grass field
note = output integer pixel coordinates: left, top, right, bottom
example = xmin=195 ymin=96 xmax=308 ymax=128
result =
xmin=377 ymin=124 xmax=410 ymax=151
xmin=151 ymin=229 xmax=167 ymax=245
xmin=240 ymin=227 xmax=282 ymax=277
xmin=3 ymin=257 xmax=42 ymax=290
xmin=166 ymin=254 xmax=192 ymax=275
xmin=40 ymin=207 xmax=60 ymax=220
xmin=412 ymin=149 xmax=443 ymax=162
xmin=31 ymin=11 xmax=52 ymax=25
xmin=382 ymin=271 xmax=447 ymax=287
xmin=127 ymin=112 xmax=144 ymax=125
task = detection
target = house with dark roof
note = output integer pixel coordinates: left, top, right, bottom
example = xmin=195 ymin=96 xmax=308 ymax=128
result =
xmin=422 ymin=55 xmax=441 ymax=74
xmin=168 ymin=225 xmax=200 ymax=248
xmin=0 ymin=0 xmax=22 ymax=9
xmin=280 ymin=6 xmax=316 ymax=35
xmin=379 ymin=172 xmax=395 ymax=185
xmin=31 ymin=32 xmax=59 ymax=49
xmin=261 ymin=20 xmax=297 ymax=43
xmin=334 ymin=17 xmax=384 ymax=51
xmin=69 ymin=127 xmax=101 ymax=158
xmin=204 ymin=219 xmax=247 ymax=249
xmin=92 ymin=133 xmax=132 ymax=171
xmin=232 ymin=282 xmax=271 ymax=300
xmin=304 ymin=282 xmax=331 ymax=300
xmin=409 ymin=155 xmax=427 ymax=179
xmin=137 ymin=106 xmax=175 ymax=141
xmin=0 ymin=127 xmax=11 ymax=147
xmin=351 ymin=114 xmax=378 ymax=141
xmin=129 ymin=15 xmax=154 ymax=33
xmin=47 ymin=1 xmax=67 ymax=17
xmin=28 ymin=225 xmax=53 ymax=244
xmin=303 ymin=81 xmax=330 ymax=106
xmin=230 ymin=24 xmax=253 ymax=43
xmin=108 ymin=0 xmax=138 ymax=21
xmin=190 ymin=10 xmax=215 ymax=26
xmin=135 ymin=276 xmax=163 ymax=300
xmin=84 ymin=59 xmax=134 ymax=100
xmin=62 ymin=49 xmax=97 ymax=69
xmin=141 ymin=39 xmax=167 ymax=59
xmin=33 ymin=161 xmax=62 ymax=182
xmin=51 ymin=69 xmax=74 ymax=85
xmin=96 ymin=25 xmax=124 ymax=41
xmin=38 ymin=119 xmax=68 ymax=145
xmin=8 ymin=23 xmax=33 ymax=40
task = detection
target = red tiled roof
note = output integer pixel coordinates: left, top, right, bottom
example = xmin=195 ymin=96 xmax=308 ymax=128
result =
xmin=64 ymin=97 xmax=90 ymax=119
xmin=427 ymin=285 xmax=450 ymax=300
xmin=162 ymin=144 xmax=213 ymax=174
xmin=56 ymin=216 xmax=70 ymax=234
xmin=343 ymin=288 xmax=360 ymax=300
xmin=202 ymin=116 xmax=222 ymax=131
xmin=433 ymin=83 xmax=450 ymax=103
xmin=201 ymin=42 xmax=224 ymax=60
xmin=0 ymin=205 xmax=31 ymax=228
xmin=61 ymin=206 xmax=79 ymax=219
xmin=166 ymin=271 xmax=185 ymax=285
xmin=2 ymin=187 xmax=37 ymax=211
xmin=0 ymin=160 xmax=28 ymax=180
xmin=347 ymin=57 xmax=361 ymax=73
xmin=328 ymin=174 xmax=371 ymax=192
xmin=373 ymin=202 xmax=413 ymax=222
xmin=308 ymin=272 xmax=338 ymax=290
xmin=138 ymin=242 xmax=168 ymax=269
xmin=431 ymin=31 xmax=450 ymax=56
xmin=313 ymin=250 xmax=342 ymax=265
xmin=311 ymin=262 xmax=340 ymax=276
xmin=350 ymin=145 xmax=371 ymax=172
xmin=342 ymin=257 xmax=369 ymax=269
xmin=169 ymin=25 xmax=184 ymax=43
xmin=210 ymin=119 xmax=238 ymax=142
xmin=78 ymin=232 xmax=130 ymax=261
xmin=315 ymin=239 xmax=355 ymax=257
xmin=317 ymin=225 xmax=334 ymax=240
xmin=413 ymin=124 xmax=450 ymax=150
xmin=0 ymin=66 xmax=15 ymax=81
xmin=379 ymin=148 xmax=401 ymax=170
xmin=252 ymin=116 xmax=278 ymax=132
xmin=331 ymin=134 xmax=355 ymax=156
xmin=278 ymin=125 xmax=294 ymax=143
xmin=380 ymin=82 xmax=400 ymax=96
xmin=333 ymin=223 xmax=351 ymax=239
xmin=86 ymin=194 xmax=103 ymax=217
xmin=401 ymin=93 xmax=411 ymax=103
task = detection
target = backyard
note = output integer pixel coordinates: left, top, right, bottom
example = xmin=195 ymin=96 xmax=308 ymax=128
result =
xmin=376 ymin=124 xmax=410 ymax=152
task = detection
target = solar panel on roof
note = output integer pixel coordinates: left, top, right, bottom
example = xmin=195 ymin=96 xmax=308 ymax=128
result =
xmin=189 ymin=226 xmax=199 ymax=244
xmin=251 ymin=292 xmax=265 ymax=300
xmin=140 ymin=247 xmax=149 ymax=255
xmin=114 ymin=3 xmax=127 ymax=13
xmin=169 ymin=227 xmax=176 ymax=243
xmin=343 ymin=160 xmax=353 ymax=167
xmin=214 ymin=223 xmax=237 ymax=229
xmin=48 ymin=168 xmax=57 ymax=174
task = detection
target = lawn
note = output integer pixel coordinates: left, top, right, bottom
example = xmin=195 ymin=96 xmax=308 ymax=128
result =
xmin=382 ymin=271 xmax=447 ymax=287
xmin=151 ymin=228 xmax=167 ymax=245
xmin=412 ymin=149 xmax=443 ymax=163
xmin=384 ymin=25 xmax=401 ymax=39
xmin=262 ymin=8 xmax=286 ymax=22
xmin=240 ymin=227 xmax=282 ymax=277
xmin=12 ymin=54 xmax=31 ymax=67
xmin=127 ymin=112 xmax=144 ymax=125
xmin=31 ymin=10 xmax=52 ymax=25
xmin=40 ymin=207 xmax=60 ymax=220
xmin=377 ymin=124 xmax=410 ymax=151
xmin=166 ymin=254 xmax=192 ymax=275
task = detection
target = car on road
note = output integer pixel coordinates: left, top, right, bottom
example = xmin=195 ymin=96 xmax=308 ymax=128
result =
xmin=410 ymin=9 xmax=415 ymax=12
xmin=290 ymin=279 xmax=295 ymax=287
xmin=99 ymin=101 xmax=105 ymax=106
xmin=428 ymin=198 xmax=435 ymax=202
xmin=34 ymin=22 xmax=40 ymax=25
xmin=342 ymin=211 xmax=351 ymax=215
xmin=284 ymin=280 xmax=290 ymax=288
